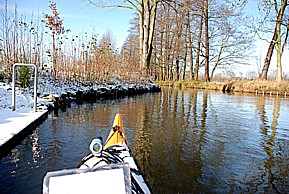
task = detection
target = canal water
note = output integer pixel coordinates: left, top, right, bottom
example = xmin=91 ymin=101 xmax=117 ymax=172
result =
xmin=1 ymin=87 xmax=289 ymax=193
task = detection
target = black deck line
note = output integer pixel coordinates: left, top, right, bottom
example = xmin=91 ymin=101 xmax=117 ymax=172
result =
xmin=0 ymin=111 xmax=48 ymax=159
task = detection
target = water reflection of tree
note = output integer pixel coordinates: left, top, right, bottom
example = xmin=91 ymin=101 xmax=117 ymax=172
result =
xmin=144 ymin=87 xmax=210 ymax=193
xmin=10 ymin=148 xmax=20 ymax=168
xmin=133 ymin=104 xmax=153 ymax=185
xmin=31 ymin=130 xmax=40 ymax=166
xmin=257 ymin=97 xmax=283 ymax=193
xmin=180 ymin=90 xmax=208 ymax=192
xmin=43 ymin=117 xmax=64 ymax=170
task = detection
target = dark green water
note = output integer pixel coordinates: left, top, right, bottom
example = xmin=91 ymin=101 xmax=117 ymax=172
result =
xmin=1 ymin=87 xmax=289 ymax=193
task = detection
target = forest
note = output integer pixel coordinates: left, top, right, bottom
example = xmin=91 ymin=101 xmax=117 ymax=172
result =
xmin=0 ymin=0 xmax=288 ymax=85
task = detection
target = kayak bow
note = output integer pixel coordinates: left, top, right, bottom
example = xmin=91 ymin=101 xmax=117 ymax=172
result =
xmin=103 ymin=113 xmax=127 ymax=150
xmin=43 ymin=114 xmax=151 ymax=194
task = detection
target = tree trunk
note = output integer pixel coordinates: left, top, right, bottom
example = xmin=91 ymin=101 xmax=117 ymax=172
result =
xmin=276 ymin=25 xmax=282 ymax=81
xmin=186 ymin=9 xmax=194 ymax=80
xmin=139 ymin=8 xmax=144 ymax=75
xmin=275 ymin=0 xmax=287 ymax=81
xmin=142 ymin=1 xmax=149 ymax=78
xmin=174 ymin=59 xmax=179 ymax=81
xmin=210 ymin=37 xmax=225 ymax=80
xmin=259 ymin=30 xmax=276 ymax=80
xmin=180 ymin=53 xmax=186 ymax=80
xmin=140 ymin=0 xmax=158 ymax=79
xmin=52 ymin=33 xmax=57 ymax=78
xmin=194 ymin=9 xmax=203 ymax=81
xmin=158 ymin=10 xmax=164 ymax=81
xmin=204 ymin=0 xmax=210 ymax=82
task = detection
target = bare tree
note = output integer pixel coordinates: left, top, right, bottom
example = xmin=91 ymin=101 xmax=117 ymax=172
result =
xmin=88 ymin=0 xmax=162 ymax=79
xmin=151 ymin=0 xmax=253 ymax=82
xmin=0 ymin=0 xmax=45 ymax=80
xmin=121 ymin=15 xmax=140 ymax=82
xmin=258 ymin=0 xmax=288 ymax=81
xmin=208 ymin=2 xmax=254 ymax=80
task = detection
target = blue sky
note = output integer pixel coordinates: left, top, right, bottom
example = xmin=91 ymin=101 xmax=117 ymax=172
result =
xmin=6 ymin=0 xmax=134 ymax=48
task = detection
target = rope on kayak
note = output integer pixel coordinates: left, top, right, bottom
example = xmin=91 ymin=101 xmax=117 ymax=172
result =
xmin=103 ymin=125 xmax=128 ymax=148
xmin=103 ymin=126 xmax=118 ymax=148
xmin=76 ymin=154 xmax=94 ymax=168
xmin=92 ymin=158 xmax=109 ymax=168
xmin=102 ymin=150 xmax=124 ymax=163
xmin=114 ymin=125 xmax=128 ymax=145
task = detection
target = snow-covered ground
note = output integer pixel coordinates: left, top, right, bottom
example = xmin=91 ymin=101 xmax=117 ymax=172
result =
xmin=0 ymin=80 xmax=49 ymax=146
xmin=0 ymin=109 xmax=47 ymax=146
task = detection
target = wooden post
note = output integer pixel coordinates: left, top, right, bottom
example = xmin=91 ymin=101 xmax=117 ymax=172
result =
xmin=52 ymin=95 xmax=59 ymax=117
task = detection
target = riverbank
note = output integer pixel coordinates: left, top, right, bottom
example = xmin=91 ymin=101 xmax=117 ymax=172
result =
xmin=0 ymin=78 xmax=161 ymax=157
xmin=156 ymin=79 xmax=289 ymax=97
xmin=0 ymin=77 xmax=161 ymax=111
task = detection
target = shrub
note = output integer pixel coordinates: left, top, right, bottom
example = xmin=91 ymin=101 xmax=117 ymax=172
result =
xmin=18 ymin=67 xmax=32 ymax=88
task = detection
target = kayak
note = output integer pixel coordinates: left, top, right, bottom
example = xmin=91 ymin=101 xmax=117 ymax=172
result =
xmin=43 ymin=114 xmax=151 ymax=194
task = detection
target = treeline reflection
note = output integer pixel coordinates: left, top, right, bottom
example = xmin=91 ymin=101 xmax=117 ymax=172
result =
xmin=131 ymin=87 xmax=289 ymax=193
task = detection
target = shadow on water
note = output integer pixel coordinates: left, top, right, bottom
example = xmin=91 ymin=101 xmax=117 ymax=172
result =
xmin=1 ymin=88 xmax=289 ymax=193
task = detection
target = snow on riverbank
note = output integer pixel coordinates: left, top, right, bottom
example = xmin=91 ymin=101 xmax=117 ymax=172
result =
xmin=0 ymin=81 xmax=49 ymax=147
xmin=1 ymin=77 xmax=161 ymax=111
xmin=0 ymin=77 xmax=161 ymax=147
xmin=0 ymin=109 xmax=47 ymax=146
